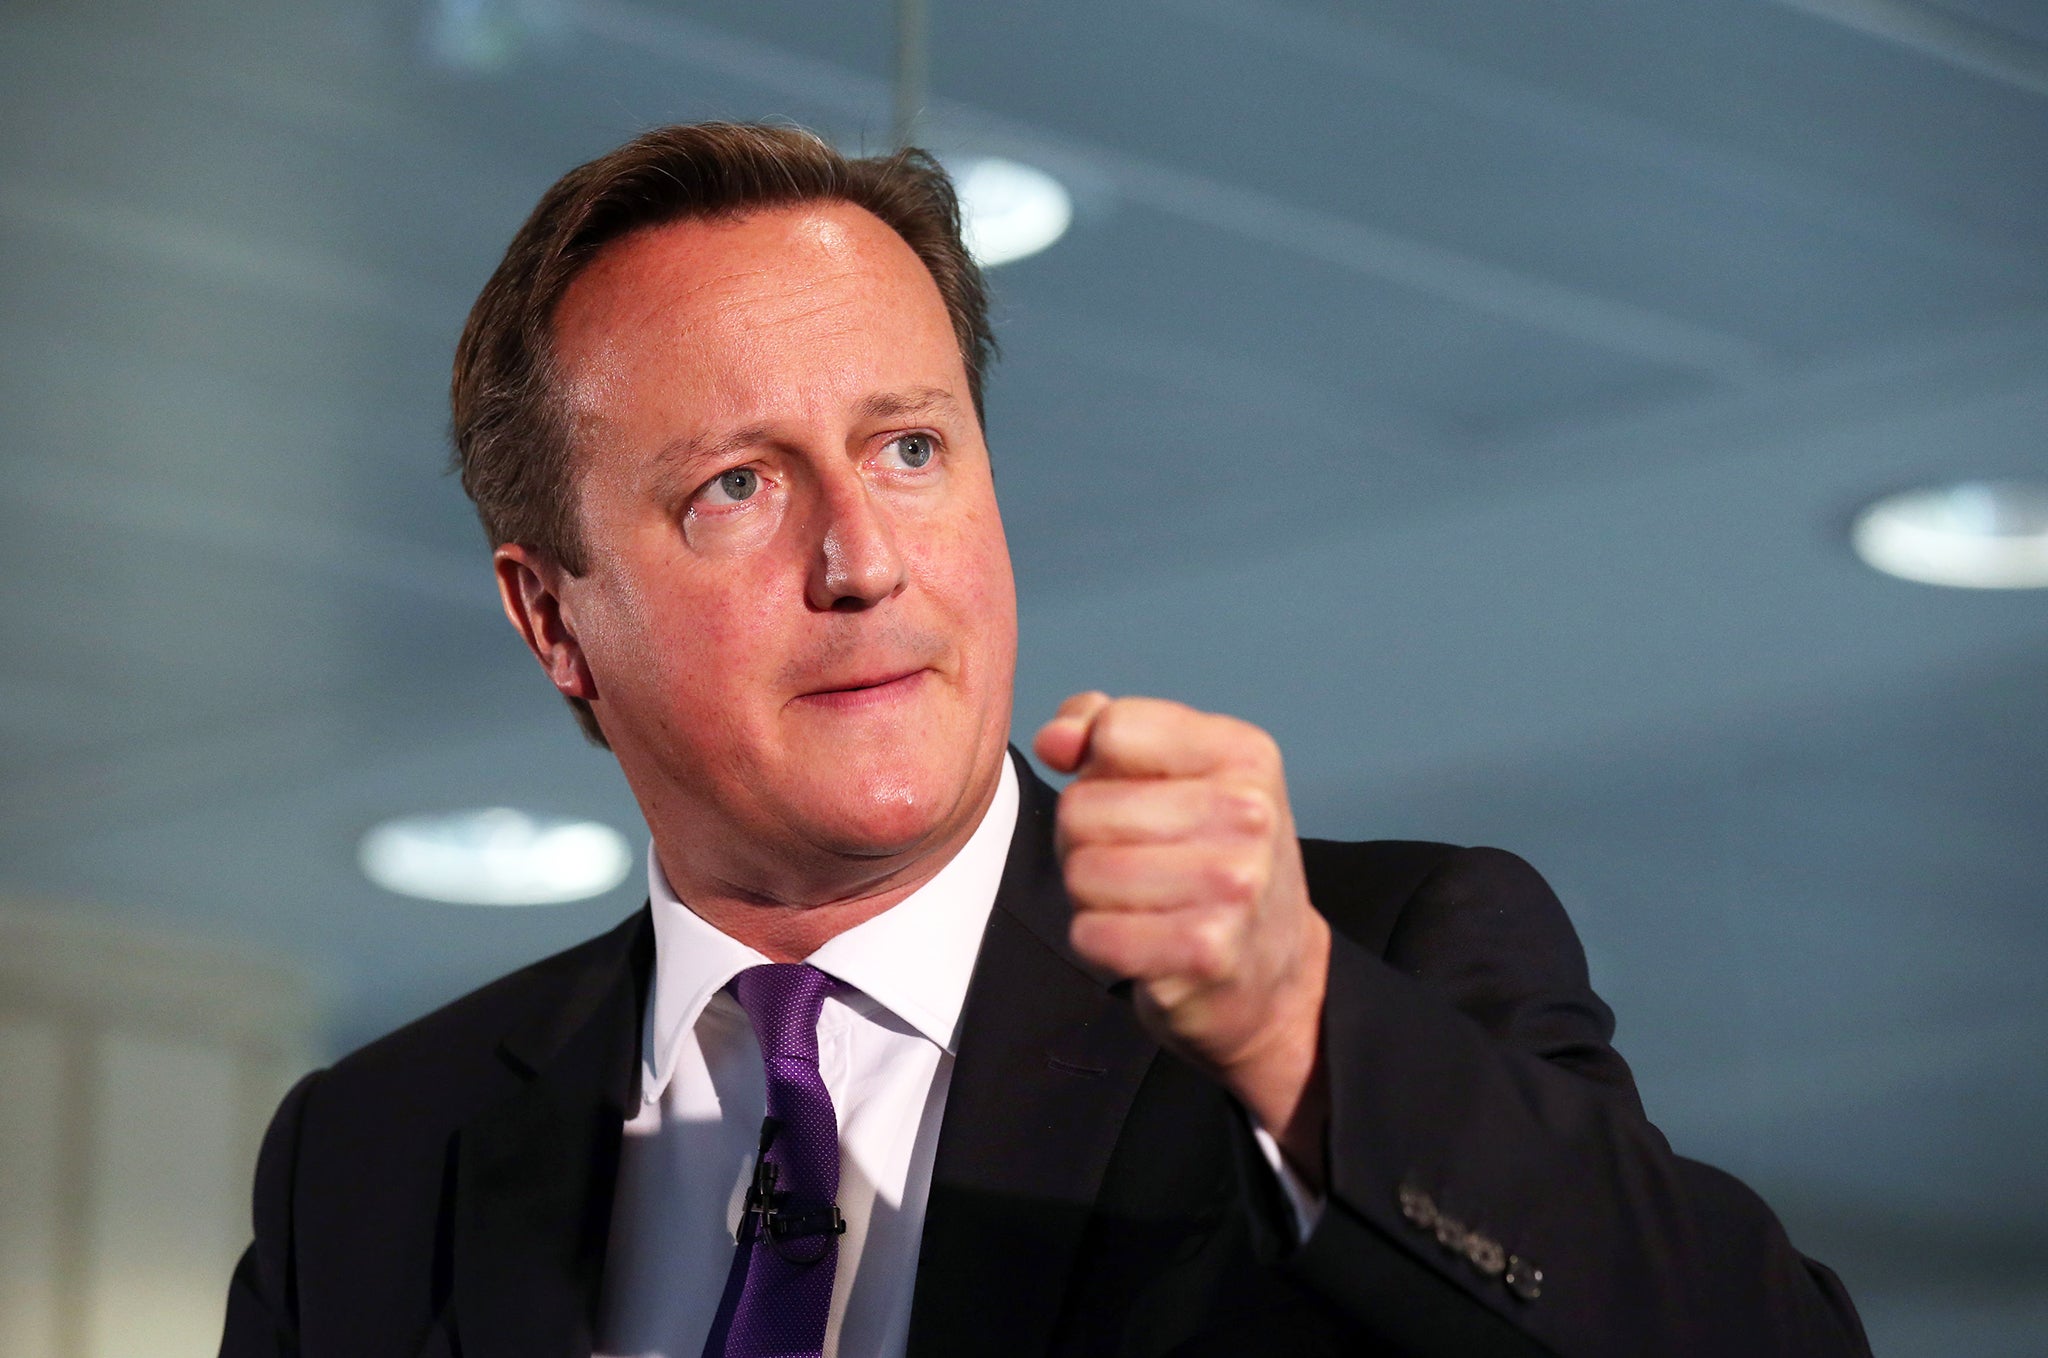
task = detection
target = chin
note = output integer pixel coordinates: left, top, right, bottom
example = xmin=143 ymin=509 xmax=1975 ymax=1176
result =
xmin=790 ymin=742 xmax=979 ymax=858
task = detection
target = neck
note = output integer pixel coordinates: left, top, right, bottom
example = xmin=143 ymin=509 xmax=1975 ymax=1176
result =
xmin=678 ymin=866 xmax=944 ymax=962
xmin=650 ymin=761 xmax=1005 ymax=962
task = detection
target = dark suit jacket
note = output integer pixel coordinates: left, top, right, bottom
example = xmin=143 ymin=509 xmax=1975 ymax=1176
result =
xmin=221 ymin=756 xmax=1870 ymax=1357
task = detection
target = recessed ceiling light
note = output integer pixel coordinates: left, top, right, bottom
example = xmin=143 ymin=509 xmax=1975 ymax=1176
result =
xmin=951 ymin=157 xmax=1073 ymax=268
xmin=1852 ymin=480 xmax=2048 ymax=589
xmin=359 ymin=808 xmax=633 ymax=905
xmin=420 ymin=0 xmax=567 ymax=73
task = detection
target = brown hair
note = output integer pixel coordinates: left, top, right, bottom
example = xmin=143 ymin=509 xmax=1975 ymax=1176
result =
xmin=450 ymin=122 xmax=996 ymax=744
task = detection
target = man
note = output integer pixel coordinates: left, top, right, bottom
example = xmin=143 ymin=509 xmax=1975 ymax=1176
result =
xmin=220 ymin=124 xmax=1870 ymax=1357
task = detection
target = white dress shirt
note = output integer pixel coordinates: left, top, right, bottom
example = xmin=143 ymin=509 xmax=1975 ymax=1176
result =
xmin=593 ymin=758 xmax=1018 ymax=1358
xmin=594 ymin=754 xmax=1317 ymax=1358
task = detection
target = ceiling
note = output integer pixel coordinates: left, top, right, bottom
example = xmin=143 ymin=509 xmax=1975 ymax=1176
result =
xmin=4 ymin=0 xmax=2045 ymax=1349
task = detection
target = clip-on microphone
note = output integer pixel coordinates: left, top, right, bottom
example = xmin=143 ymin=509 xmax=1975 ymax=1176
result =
xmin=738 ymin=1117 xmax=847 ymax=1257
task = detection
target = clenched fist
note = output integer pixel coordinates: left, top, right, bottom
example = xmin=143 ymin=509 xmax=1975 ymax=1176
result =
xmin=1033 ymin=693 xmax=1332 ymax=1185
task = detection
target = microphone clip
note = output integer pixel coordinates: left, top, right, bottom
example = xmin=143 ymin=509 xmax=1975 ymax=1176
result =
xmin=738 ymin=1117 xmax=847 ymax=1252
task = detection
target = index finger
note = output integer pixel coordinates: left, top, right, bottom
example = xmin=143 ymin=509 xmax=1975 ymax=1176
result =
xmin=1068 ymin=696 xmax=1276 ymax=781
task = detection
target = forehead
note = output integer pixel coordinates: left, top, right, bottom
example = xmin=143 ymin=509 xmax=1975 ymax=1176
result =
xmin=549 ymin=201 xmax=962 ymax=427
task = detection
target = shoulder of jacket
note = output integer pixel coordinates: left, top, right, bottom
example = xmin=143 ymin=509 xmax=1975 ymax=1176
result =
xmin=1298 ymin=838 xmax=1464 ymax=955
xmin=316 ymin=906 xmax=649 ymax=1108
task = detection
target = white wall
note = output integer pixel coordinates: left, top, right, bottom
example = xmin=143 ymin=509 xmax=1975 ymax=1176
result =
xmin=0 ymin=903 xmax=315 ymax=1358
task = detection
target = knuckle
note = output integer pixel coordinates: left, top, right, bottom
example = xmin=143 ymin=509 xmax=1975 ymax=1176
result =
xmin=1141 ymin=976 xmax=1197 ymax=1013
xmin=1220 ymin=784 xmax=1275 ymax=836
xmin=1185 ymin=914 xmax=1238 ymax=982
xmin=1206 ymin=854 xmax=1261 ymax=904
xmin=1216 ymin=715 xmax=1280 ymax=769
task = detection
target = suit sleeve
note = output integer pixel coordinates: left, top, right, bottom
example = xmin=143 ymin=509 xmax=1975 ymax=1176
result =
xmin=219 ymin=1069 xmax=322 ymax=1358
xmin=1279 ymin=845 xmax=1871 ymax=1358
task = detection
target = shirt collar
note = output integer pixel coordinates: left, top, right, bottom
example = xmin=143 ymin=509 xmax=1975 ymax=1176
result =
xmin=640 ymin=753 xmax=1021 ymax=1105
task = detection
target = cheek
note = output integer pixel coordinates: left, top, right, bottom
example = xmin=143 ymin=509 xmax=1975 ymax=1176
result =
xmin=647 ymin=585 xmax=781 ymax=696
xmin=959 ymin=497 xmax=1017 ymax=615
xmin=920 ymin=503 xmax=1018 ymax=663
xmin=586 ymin=557 xmax=780 ymax=722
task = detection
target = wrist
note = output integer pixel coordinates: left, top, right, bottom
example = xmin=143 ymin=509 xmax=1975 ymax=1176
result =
xmin=1226 ymin=913 xmax=1332 ymax=1187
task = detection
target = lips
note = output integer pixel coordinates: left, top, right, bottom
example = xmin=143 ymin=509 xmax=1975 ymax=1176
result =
xmin=790 ymin=667 xmax=932 ymax=711
xmin=804 ymin=668 xmax=923 ymax=696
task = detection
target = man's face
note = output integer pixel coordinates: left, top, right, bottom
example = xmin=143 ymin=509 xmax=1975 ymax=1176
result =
xmin=541 ymin=202 xmax=1017 ymax=886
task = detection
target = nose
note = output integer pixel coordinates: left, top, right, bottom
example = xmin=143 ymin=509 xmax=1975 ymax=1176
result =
xmin=805 ymin=471 xmax=906 ymax=611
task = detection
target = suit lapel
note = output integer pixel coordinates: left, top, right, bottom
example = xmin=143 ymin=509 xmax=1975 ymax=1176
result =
xmin=908 ymin=755 xmax=1159 ymax=1358
xmin=441 ymin=756 xmax=1144 ymax=1358
xmin=450 ymin=909 xmax=652 ymax=1358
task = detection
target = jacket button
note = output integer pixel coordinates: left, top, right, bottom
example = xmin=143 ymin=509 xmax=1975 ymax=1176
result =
xmin=1465 ymin=1234 xmax=1506 ymax=1277
xmin=1398 ymin=1182 xmax=1437 ymax=1230
xmin=1505 ymin=1255 xmax=1543 ymax=1302
xmin=1432 ymin=1213 xmax=1468 ymax=1252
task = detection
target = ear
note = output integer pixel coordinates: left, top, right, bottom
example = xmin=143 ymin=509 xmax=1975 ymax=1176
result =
xmin=494 ymin=544 xmax=598 ymax=703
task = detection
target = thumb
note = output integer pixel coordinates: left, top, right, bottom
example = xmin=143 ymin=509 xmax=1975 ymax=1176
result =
xmin=1032 ymin=691 xmax=1113 ymax=773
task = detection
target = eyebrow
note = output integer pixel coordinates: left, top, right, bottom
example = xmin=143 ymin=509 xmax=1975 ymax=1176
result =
xmin=650 ymin=386 xmax=964 ymax=489
xmin=853 ymin=386 xmax=961 ymax=424
xmin=651 ymin=423 xmax=774 ymax=490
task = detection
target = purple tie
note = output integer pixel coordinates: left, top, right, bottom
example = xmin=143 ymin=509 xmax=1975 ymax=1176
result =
xmin=701 ymin=963 xmax=844 ymax=1358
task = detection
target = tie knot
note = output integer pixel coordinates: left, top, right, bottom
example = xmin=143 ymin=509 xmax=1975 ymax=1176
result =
xmin=730 ymin=963 xmax=838 ymax=1063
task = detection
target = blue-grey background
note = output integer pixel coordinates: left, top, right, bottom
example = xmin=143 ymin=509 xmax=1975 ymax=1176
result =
xmin=4 ymin=0 xmax=2046 ymax=1350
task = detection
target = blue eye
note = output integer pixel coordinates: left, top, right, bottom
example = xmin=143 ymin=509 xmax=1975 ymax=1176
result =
xmin=891 ymin=433 xmax=935 ymax=469
xmin=706 ymin=468 xmax=759 ymax=503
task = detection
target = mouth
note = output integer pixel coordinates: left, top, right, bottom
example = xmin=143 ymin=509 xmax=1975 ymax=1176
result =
xmin=793 ymin=667 xmax=931 ymax=711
